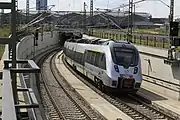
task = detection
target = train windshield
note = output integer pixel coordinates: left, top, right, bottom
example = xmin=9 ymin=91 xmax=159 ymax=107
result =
xmin=113 ymin=47 xmax=138 ymax=68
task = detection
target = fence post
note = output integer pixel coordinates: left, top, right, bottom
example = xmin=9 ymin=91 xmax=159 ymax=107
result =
xmin=140 ymin=36 xmax=142 ymax=45
xmin=154 ymin=37 xmax=156 ymax=47
xmin=162 ymin=38 xmax=165 ymax=48
xmin=147 ymin=36 xmax=148 ymax=46
xmin=134 ymin=35 xmax=136 ymax=44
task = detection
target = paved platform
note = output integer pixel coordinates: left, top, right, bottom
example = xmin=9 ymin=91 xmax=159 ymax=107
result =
xmin=0 ymin=45 xmax=7 ymax=114
xmin=55 ymin=51 xmax=133 ymax=120
xmin=0 ymin=80 xmax=2 ymax=113
xmin=137 ymin=86 xmax=180 ymax=119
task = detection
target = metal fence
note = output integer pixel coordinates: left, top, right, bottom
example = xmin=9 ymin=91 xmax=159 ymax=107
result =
xmin=92 ymin=31 xmax=170 ymax=49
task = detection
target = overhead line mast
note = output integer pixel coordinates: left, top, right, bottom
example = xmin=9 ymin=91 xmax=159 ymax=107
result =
xmin=26 ymin=0 xmax=29 ymax=24
xmin=83 ymin=2 xmax=87 ymax=32
xmin=90 ymin=0 xmax=93 ymax=35
xmin=128 ymin=0 xmax=133 ymax=43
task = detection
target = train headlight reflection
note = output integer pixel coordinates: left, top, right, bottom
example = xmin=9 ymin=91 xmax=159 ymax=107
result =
xmin=134 ymin=67 xmax=138 ymax=74
xmin=114 ymin=65 xmax=119 ymax=72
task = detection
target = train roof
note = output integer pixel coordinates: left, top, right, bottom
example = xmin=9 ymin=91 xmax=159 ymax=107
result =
xmin=65 ymin=38 xmax=137 ymax=50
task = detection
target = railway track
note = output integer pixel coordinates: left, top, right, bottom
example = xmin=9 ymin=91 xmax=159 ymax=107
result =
xmin=39 ymin=50 xmax=106 ymax=120
xmin=62 ymin=54 xmax=178 ymax=120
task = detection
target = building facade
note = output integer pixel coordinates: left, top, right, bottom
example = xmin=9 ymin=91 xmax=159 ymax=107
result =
xmin=36 ymin=0 xmax=47 ymax=10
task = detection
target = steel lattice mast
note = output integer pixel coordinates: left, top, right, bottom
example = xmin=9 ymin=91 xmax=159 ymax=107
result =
xmin=90 ymin=0 xmax=93 ymax=35
xmin=26 ymin=0 xmax=29 ymax=24
xmin=128 ymin=0 xmax=133 ymax=42
xmin=83 ymin=2 xmax=87 ymax=32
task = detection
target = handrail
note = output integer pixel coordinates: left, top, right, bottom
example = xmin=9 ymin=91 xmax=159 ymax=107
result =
xmin=19 ymin=73 xmax=37 ymax=120
xmin=2 ymin=59 xmax=40 ymax=120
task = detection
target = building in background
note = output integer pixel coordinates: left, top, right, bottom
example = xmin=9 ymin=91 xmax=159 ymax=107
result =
xmin=36 ymin=0 xmax=47 ymax=10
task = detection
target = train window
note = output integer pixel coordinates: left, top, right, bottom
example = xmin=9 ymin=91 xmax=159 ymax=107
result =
xmin=67 ymin=49 xmax=70 ymax=57
xmin=85 ymin=51 xmax=96 ymax=65
xmin=69 ymin=49 xmax=72 ymax=59
xmin=80 ymin=53 xmax=84 ymax=65
xmin=97 ymin=53 xmax=106 ymax=70
xmin=94 ymin=52 xmax=100 ymax=67
xmin=92 ymin=52 xmax=96 ymax=65
xmin=76 ymin=52 xmax=82 ymax=64
xmin=68 ymin=49 xmax=71 ymax=58
xmin=66 ymin=48 xmax=69 ymax=57
xmin=86 ymin=51 xmax=92 ymax=63
xmin=101 ymin=54 xmax=106 ymax=70
xmin=78 ymin=53 xmax=82 ymax=64
xmin=113 ymin=47 xmax=138 ymax=68
xmin=74 ymin=51 xmax=78 ymax=62
xmin=89 ymin=51 xmax=95 ymax=65
xmin=71 ymin=49 xmax=74 ymax=59
xmin=84 ymin=50 xmax=88 ymax=62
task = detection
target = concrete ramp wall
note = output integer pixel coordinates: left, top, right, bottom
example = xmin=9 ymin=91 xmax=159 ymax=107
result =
xmin=17 ymin=31 xmax=59 ymax=59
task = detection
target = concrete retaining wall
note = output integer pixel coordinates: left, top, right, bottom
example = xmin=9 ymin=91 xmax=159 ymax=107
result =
xmin=16 ymin=31 xmax=59 ymax=119
xmin=17 ymin=31 xmax=59 ymax=59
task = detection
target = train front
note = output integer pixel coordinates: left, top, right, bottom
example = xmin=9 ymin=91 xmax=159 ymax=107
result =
xmin=108 ymin=43 xmax=142 ymax=93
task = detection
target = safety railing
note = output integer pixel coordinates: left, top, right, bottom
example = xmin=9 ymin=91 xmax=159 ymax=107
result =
xmin=2 ymin=60 xmax=40 ymax=120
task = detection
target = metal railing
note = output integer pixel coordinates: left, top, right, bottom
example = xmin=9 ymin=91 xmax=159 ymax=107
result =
xmin=91 ymin=30 xmax=171 ymax=49
xmin=2 ymin=60 xmax=40 ymax=120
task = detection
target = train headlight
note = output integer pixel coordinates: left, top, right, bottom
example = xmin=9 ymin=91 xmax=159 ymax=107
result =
xmin=134 ymin=67 xmax=138 ymax=74
xmin=112 ymin=81 xmax=117 ymax=86
xmin=114 ymin=65 xmax=119 ymax=72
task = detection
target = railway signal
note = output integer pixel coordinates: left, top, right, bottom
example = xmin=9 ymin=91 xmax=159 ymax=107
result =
xmin=170 ymin=22 xmax=179 ymax=46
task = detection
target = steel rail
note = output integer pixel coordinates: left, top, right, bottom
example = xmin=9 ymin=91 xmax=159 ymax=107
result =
xmin=62 ymin=53 xmax=177 ymax=120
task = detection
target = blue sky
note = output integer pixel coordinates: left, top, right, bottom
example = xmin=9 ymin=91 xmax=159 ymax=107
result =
xmin=1 ymin=0 xmax=180 ymax=18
